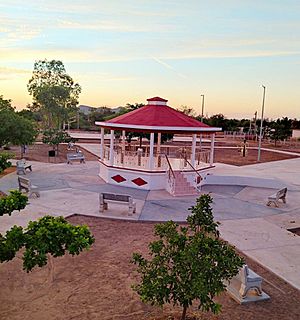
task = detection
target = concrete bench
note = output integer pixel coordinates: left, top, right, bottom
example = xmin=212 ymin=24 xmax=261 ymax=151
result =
xmin=16 ymin=159 xmax=32 ymax=175
xmin=266 ymin=187 xmax=287 ymax=207
xmin=226 ymin=264 xmax=270 ymax=304
xmin=67 ymin=152 xmax=85 ymax=164
xmin=18 ymin=176 xmax=40 ymax=198
xmin=99 ymin=193 xmax=136 ymax=215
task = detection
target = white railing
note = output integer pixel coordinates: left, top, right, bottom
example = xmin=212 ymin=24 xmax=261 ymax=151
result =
xmin=165 ymin=155 xmax=176 ymax=195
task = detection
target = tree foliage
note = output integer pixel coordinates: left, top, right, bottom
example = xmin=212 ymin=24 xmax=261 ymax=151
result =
xmin=0 ymin=96 xmax=37 ymax=148
xmin=132 ymin=194 xmax=244 ymax=320
xmin=0 ymin=190 xmax=28 ymax=216
xmin=0 ymin=152 xmax=13 ymax=173
xmin=0 ymin=215 xmax=95 ymax=272
xmin=267 ymin=117 xmax=292 ymax=146
xmin=27 ymin=60 xmax=81 ymax=129
xmin=42 ymin=129 xmax=74 ymax=153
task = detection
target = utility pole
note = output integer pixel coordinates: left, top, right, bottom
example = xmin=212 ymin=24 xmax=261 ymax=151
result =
xmin=257 ymin=85 xmax=266 ymax=162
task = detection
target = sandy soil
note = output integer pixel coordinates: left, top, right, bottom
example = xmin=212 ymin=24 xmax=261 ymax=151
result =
xmin=213 ymin=148 xmax=297 ymax=166
xmin=0 ymin=215 xmax=299 ymax=320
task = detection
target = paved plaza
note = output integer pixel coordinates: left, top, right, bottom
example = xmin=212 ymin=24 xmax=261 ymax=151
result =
xmin=1 ymin=156 xmax=300 ymax=291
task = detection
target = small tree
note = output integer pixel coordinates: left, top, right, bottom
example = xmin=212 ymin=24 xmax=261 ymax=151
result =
xmin=0 ymin=215 xmax=95 ymax=280
xmin=42 ymin=129 xmax=74 ymax=154
xmin=132 ymin=194 xmax=244 ymax=320
xmin=0 ymin=152 xmax=13 ymax=174
xmin=0 ymin=190 xmax=28 ymax=216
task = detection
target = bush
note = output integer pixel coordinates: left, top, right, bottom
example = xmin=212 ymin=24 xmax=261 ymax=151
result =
xmin=0 ymin=190 xmax=28 ymax=216
xmin=0 ymin=152 xmax=13 ymax=173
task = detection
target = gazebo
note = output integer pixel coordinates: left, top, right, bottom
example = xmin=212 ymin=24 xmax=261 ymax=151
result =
xmin=95 ymin=97 xmax=221 ymax=195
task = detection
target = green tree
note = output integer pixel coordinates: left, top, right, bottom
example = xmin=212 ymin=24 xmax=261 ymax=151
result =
xmin=0 ymin=95 xmax=14 ymax=111
xmin=268 ymin=117 xmax=292 ymax=146
xmin=0 ymin=215 xmax=94 ymax=281
xmin=0 ymin=190 xmax=28 ymax=216
xmin=42 ymin=129 xmax=74 ymax=154
xmin=0 ymin=96 xmax=37 ymax=151
xmin=132 ymin=194 xmax=244 ymax=320
xmin=27 ymin=59 xmax=81 ymax=129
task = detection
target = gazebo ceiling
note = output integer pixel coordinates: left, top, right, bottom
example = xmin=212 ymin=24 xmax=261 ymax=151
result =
xmin=96 ymin=97 xmax=222 ymax=133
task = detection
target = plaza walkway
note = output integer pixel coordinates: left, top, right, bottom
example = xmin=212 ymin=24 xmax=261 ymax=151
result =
xmin=0 ymin=157 xmax=300 ymax=291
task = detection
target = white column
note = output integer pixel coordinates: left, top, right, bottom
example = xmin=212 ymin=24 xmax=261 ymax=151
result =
xmin=100 ymin=127 xmax=104 ymax=160
xmin=109 ymin=129 xmax=114 ymax=166
xmin=149 ymin=132 xmax=155 ymax=170
xmin=157 ymin=132 xmax=161 ymax=154
xmin=191 ymin=134 xmax=197 ymax=167
xmin=121 ymin=130 xmax=126 ymax=164
xmin=210 ymin=133 xmax=215 ymax=166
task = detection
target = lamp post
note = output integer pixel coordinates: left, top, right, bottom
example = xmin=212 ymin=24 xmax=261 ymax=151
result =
xmin=257 ymin=85 xmax=266 ymax=162
xmin=201 ymin=94 xmax=205 ymax=122
xmin=200 ymin=94 xmax=205 ymax=150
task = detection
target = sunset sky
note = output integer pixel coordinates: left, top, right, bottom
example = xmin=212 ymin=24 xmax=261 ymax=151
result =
xmin=1 ymin=0 xmax=300 ymax=118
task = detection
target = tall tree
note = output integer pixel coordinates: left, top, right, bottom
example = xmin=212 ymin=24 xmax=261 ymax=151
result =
xmin=27 ymin=60 xmax=81 ymax=129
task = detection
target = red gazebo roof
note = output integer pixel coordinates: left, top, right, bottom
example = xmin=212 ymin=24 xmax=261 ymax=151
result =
xmin=96 ymin=97 xmax=221 ymax=133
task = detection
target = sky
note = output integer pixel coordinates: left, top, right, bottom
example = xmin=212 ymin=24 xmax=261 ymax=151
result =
xmin=1 ymin=0 xmax=300 ymax=119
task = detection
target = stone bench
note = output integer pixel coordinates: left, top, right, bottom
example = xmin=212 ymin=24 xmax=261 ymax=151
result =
xmin=266 ymin=187 xmax=287 ymax=207
xmin=67 ymin=152 xmax=85 ymax=164
xmin=226 ymin=264 xmax=270 ymax=304
xmin=18 ymin=176 xmax=40 ymax=198
xmin=16 ymin=159 xmax=32 ymax=175
xmin=99 ymin=193 xmax=136 ymax=215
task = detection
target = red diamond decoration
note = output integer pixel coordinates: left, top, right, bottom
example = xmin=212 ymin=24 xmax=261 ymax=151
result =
xmin=132 ymin=177 xmax=147 ymax=186
xmin=111 ymin=175 xmax=126 ymax=183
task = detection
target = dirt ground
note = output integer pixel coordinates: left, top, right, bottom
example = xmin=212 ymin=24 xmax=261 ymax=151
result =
xmin=0 ymin=215 xmax=299 ymax=320
xmin=213 ymin=148 xmax=297 ymax=166
xmin=7 ymin=144 xmax=98 ymax=163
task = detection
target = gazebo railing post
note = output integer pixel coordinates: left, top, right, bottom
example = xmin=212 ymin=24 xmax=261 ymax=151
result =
xmin=109 ymin=129 xmax=115 ymax=166
xmin=121 ymin=130 xmax=126 ymax=164
xmin=149 ymin=132 xmax=155 ymax=170
xmin=210 ymin=133 xmax=215 ymax=166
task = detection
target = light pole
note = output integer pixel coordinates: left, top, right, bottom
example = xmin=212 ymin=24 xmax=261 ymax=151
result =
xmin=257 ymin=85 xmax=266 ymax=162
xmin=201 ymin=94 xmax=205 ymax=122
xmin=200 ymin=94 xmax=205 ymax=150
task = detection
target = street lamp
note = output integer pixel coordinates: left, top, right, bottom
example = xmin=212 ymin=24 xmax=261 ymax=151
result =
xmin=257 ymin=85 xmax=266 ymax=162
xmin=201 ymin=94 xmax=205 ymax=122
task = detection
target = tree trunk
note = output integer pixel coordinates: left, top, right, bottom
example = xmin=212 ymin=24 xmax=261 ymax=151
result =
xmin=48 ymin=254 xmax=55 ymax=283
xmin=181 ymin=305 xmax=188 ymax=320
xmin=139 ymin=136 xmax=142 ymax=148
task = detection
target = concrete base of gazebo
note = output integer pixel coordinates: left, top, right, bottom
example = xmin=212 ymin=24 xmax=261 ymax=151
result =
xmin=99 ymin=160 xmax=214 ymax=192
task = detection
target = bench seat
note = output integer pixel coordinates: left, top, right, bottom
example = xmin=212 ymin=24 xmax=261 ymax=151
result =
xmin=226 ymin=264 xmax=270 ymax=304
xmin=266 ymin=187 xmax=287 ymax=207
xmin=16 ymin=159 xmax=32 ymax=175
xmin=18 ymin=176 xmax=40 ymax=198
xmin=67 ymin=152 xmax=85 ymax=164
xmin=99 ymin=193 xmax=136 ymax=215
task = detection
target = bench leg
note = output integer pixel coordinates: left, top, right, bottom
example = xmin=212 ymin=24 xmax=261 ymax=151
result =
xmin=99 ymin=202 xmax=108 ymax=213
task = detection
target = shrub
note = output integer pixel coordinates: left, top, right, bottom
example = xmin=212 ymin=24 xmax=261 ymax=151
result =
xmin=0 ymin=152 xmax=13 ymax=173
xmin=0 ymin=190 xmax=28 ymax=216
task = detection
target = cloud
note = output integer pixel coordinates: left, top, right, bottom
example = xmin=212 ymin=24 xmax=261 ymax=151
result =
xmin=151 ymin=56 xmax=187 ymax=79
xmin=0 ymin=67 xmax=31 ymax=74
